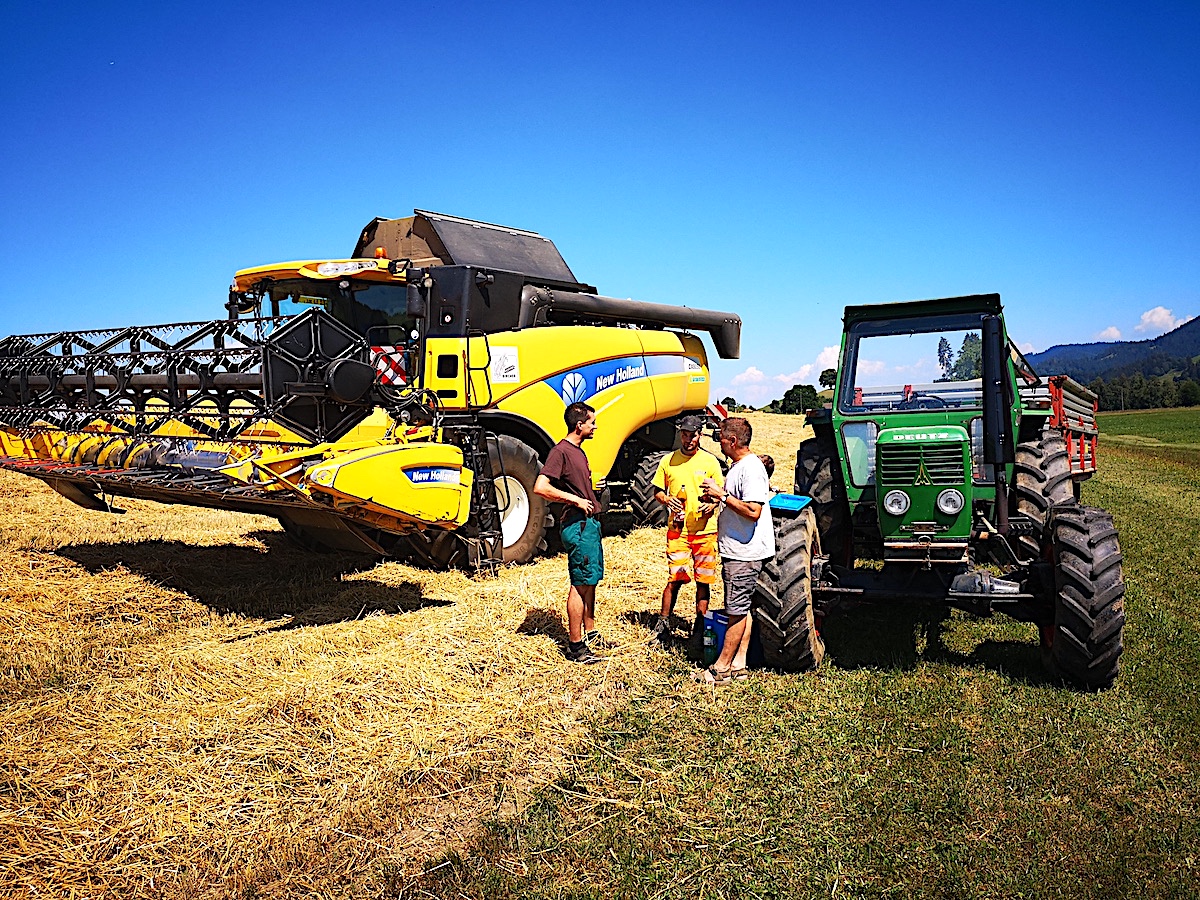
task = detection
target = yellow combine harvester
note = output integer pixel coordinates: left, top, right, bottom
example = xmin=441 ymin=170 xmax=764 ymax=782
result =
xmin=0 ymin=211 xmax=740 ymax=569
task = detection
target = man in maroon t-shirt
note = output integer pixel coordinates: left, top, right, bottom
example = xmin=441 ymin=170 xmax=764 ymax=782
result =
xmin=534 ymin=401 xmax=608 ymax=664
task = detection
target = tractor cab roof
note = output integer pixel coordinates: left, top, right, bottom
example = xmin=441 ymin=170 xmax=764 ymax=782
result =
xmin=843 ymin=293 xmax=1003 ymax=327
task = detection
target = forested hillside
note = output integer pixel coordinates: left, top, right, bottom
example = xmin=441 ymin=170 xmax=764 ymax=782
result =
xmin=1028 ymin=317 xmax=1200 ymax=410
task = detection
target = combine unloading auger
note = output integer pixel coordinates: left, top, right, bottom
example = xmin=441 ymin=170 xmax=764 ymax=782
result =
xmin=0 ymin=307 xmax=492 ymax=560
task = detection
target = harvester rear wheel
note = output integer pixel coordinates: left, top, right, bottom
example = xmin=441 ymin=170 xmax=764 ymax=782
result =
xmin=1040 ymin=504 xmax=1125 ymax=690
xmin=794 ymin=433 xmax=848 ymax=560
xmin=1014 ymin=430 xmax=1073 ymax=558
xmin=754 ymin=506 xmax=826 ymax=672
xmin=489 ymin=434 xmax=552 ymax=565
xmin=630 ymin=449 xmax=670 ymax=529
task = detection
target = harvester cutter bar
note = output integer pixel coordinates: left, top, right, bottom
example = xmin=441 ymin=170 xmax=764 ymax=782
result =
xmin=0 ymin=455 xmax=318 ymax=518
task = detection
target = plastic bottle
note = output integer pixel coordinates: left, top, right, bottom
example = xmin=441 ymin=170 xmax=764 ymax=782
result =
xmin=702 ymin=624 xmax=718 ymax=665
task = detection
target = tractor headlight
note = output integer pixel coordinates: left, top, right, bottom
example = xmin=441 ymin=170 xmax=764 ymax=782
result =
xmin=936 ymin=488 xmax=965 ymax=515
xmin=883 ymin=490 xmax=910 ymax=516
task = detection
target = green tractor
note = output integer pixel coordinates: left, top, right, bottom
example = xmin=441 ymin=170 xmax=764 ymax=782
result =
xmin=755 ymin=294 xmax=1125 ymax=689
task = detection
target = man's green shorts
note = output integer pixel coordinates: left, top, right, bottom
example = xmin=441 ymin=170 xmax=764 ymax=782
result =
xmin=561 ymin=514 xmax=604 ymax=586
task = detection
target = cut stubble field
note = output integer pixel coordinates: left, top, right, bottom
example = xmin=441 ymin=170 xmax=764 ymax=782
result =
xmin=2 ymin=410 xmax=1198 ymax=899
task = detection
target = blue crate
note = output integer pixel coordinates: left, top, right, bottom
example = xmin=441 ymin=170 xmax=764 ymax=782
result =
xmin=769 ymin=493 xmax=813 ymax=515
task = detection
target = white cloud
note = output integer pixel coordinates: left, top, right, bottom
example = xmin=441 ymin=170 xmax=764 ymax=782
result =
xmin=731 ymin=366 xmax=767 ymax=386
xmin=815 ymin=345 xmax=839 ymax=369
xmin=1094 ymin=326 xmax=1121 ymax=341
xmin=1134 ymin=306 xmax=1194 ymax=336
xmin=775 ymin=364 xmax=815 ymax=384
xmin=891 ymin=357 xmax=935 ymax=376
xmin=1018 ymin=341 xmax=1035 ymax=354
xmin=858 ymin=359 xmax=886 ymax=376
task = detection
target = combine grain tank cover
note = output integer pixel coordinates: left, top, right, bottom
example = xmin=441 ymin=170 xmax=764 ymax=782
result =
xmin=353 ymin=210 xmax=585 ymax=287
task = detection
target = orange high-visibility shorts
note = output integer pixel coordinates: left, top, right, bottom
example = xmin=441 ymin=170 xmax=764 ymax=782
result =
xmin=666 ymin=529 xmax=718 ymax=584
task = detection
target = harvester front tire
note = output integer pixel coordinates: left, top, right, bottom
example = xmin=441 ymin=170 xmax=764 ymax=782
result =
xmin=794 ymin=434 xmax=848 ymax=560
xmin=489 ymin=434 xmax=551 ymax=565
xmin=630 ymin=449 xmax=670 ymax=529
xmin=1041 ymin=504 xmax=1125 ymax=690
xmin=1014 ymin=430 xmax=1073 ymax=557
xmin=754 ymin=507 xmax=826 ymax=672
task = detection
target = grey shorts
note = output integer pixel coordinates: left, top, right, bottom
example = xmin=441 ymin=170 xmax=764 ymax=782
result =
xmin=721 ymin=558 xmax=762 ymax=616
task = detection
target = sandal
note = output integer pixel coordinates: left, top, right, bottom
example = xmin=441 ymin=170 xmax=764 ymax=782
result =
xmin=691 ymin=664 xmax=733 ymax=686
xmin=731 ymin=668 xmax=750 ymax=681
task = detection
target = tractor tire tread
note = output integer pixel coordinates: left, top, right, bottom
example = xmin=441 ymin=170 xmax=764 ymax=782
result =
xmin=1044 ymin=504 xmax=1125 ymax=690
xmin=1014 ymin=431 xmax=1074 ymax=557
xmin=793 ymin=433 xmax=848 ymax=559
xmin=631 ymin=449 xmax=670 ymax=529
xmin=753 ymin=507 xmax=825 ymax=673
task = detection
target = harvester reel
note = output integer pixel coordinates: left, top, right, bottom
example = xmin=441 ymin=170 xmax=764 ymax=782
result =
xmin=262 ymin=310 xmax=375 ymax=443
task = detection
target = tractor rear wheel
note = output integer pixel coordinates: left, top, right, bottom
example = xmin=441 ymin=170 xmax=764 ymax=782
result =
xmin=1014 ymin=430 xmax=1073 ymax=557
xmin=1040 ymin=504 xmax=1125 ymax=690
xmin=793 ymin=433 xmax=848 ymax=559
xmin=754 ymin=506 xmax=826 ymax=672
xmin=630 ymin=449 xmax=670 ymax=528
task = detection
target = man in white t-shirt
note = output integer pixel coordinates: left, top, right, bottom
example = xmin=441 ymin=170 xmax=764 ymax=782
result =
xmin=695 ymin=416 xmax=774 ymax=685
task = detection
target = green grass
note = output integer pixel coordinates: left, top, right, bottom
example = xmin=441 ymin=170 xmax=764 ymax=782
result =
xmin=1099 ymin=408 xmax=1200 ymax=466
xmin=403 ymin=440 xmax=1200 ymax=900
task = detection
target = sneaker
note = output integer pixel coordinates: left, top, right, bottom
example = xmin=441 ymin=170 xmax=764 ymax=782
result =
xmin=567 ymin=641 xmax=606 ymax=664
xmin=585 ymin=630 xmax=616 ymax=651
xmin=648 ymin=616 xmax=673 ymax=644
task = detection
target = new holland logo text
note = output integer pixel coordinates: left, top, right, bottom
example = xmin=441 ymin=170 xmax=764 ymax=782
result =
xmin=405 ymin=467 xmax=460 ymax=485
xmin=595 ymin=362 xmax=645 ymax=392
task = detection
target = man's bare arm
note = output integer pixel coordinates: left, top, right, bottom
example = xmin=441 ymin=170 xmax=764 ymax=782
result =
xmin=534 ymin=474 xmax=595 ymax=514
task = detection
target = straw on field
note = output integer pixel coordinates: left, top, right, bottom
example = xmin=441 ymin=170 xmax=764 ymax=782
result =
xmin=0 ymin=413 xmax=803 ymax=897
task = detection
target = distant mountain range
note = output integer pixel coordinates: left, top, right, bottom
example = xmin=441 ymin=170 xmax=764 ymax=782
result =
xmin=1027 ymin=316 xmax=1200 ymax=383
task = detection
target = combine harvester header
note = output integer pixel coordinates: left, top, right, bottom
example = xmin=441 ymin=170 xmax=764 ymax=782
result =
xmin=0 ymin=210 xmax=741 ymax=568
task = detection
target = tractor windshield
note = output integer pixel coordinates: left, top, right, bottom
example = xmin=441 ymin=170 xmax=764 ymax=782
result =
xmin=839 ymin=313 xmax=985 ymax=414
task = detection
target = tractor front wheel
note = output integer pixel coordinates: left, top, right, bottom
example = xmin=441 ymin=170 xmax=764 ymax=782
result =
xmin=1041 ymin=504 xmax=1125 ymax=690
xmin=754 ymin=506 xmax=826 ymax=672
xmin=794 ymin=433 xmax=848 ymax=560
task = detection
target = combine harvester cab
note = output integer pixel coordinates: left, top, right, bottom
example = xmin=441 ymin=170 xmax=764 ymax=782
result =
xmin=0 ymin=210 xmax=742 ymax=570
xmin=759 ymin=293 xmax=1124 ymax=689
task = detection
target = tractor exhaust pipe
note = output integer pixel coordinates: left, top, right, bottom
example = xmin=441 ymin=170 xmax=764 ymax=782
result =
xmin=981 ymin=315 xmax=1013 ymax=533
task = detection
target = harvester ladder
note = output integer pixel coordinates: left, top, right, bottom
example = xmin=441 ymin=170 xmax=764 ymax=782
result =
xmin=443 ymin=420 xmax=503 ymax=573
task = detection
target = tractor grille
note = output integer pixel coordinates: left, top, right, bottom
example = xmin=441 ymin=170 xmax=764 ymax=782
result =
xmin=878 ymin=442 xmax=965 ymax=485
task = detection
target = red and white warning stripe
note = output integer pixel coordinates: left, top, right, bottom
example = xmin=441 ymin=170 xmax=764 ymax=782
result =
xmin=371 ymin=346 xmax=407 ymax=385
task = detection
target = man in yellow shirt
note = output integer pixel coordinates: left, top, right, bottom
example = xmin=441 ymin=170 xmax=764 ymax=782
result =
xmin=648 ymin=415 xmax=723 ymax=651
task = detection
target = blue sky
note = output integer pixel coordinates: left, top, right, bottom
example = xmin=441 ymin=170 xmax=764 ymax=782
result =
xmin=2 ymin=1 xmax=1196 ymax=406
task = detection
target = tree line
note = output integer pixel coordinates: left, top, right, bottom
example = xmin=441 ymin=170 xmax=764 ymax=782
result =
xmin=1087 ymin=373 xmax=1200 ymax=411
